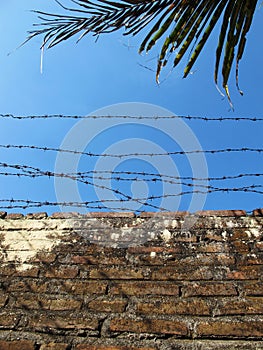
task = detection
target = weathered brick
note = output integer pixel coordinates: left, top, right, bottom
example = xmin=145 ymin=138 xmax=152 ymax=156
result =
xmin=243 ymin=253 xmax=263 ymax=265
xmin=196 ymin=320 xmax=263 ymax=338
xmin=136 ymin=298 xmax=211 ymax=316
xmin=39 ymin=343 xmax=69 ymax=350
xmin=256 ymin=242 xmax=263 ymax=251
xmin=14 ymin=295 xmax=82 ymax=310
xmin=0 ymin=340 xmax=35 ymax=350
xmin=5 ymin=213 xmax=24 ymax=220
xmin=50 ymin=212 xmax=81 ymax=219
xmin=45 ymin=266 xmax=79 ymax=278
xmin=240 ymin=282 xmax=263 ymax=296
xmin=30 ymin=313 xmax=98 ymax=330
xmin=127 ymin=246 xmax=180 ymax=254
xmin=88 ymin=298 xmax=127 ymax=313
xmin=226 ymin=266 xmax=263 ymax=280
xmin=110 ymin=281 xmax=179 ymax=296
xmin=196 ymin=242 xmax=230 ymax=253
xmin=253 ymin=208 xmax=263 ymax=216
xmin=110 ymin=317 xmax=188 ymax=335
xmin=87 ymin=212 xmax=135 ymax=218
xmin=231 ymin=240 xmax=250 ymax=253
xmin=0 ymin=211 xmax=7 ymax=219
xmin=0 ymin=312 xmax=19 ymax=328
xmin=0 ymin=293 xmax=8 ymax=307
xmin=152 ymin=266 xmax=214 ymax=280
xmin=197 ymin=210 xmax=246 ymax=217
xmin=139 ymin=211 xmax=188 ymax=218
xmin=0 ymin=266 xmax=40 ymax=277
xmin=26 ymin=212 xmax=48 ymax=219
xmin=230 ymin=228 xmax=252 ymax=241
xmin=215 ymin=297 xmax=263 ymax=315
xmin=31 ymin=252 xmax=57 ymax=263
xmin=7 ymin=280 xmax=48 ymax=293
xmin=182 ymin=282 xmax=237 ymax=297
xmin=62 ymin=281 xmax=107 ymax=294
xmin=39 ymin=343 xmax=68 ymax=350
xmin=76 ymin=346 xmax=155 ymax=350
xmin=68 ymin=254 xmax=126 ymax=265
xmin=89 ymin=267 xmax=147 ymax=280
xmin=127 ymin=252 xmax=234 ymax=266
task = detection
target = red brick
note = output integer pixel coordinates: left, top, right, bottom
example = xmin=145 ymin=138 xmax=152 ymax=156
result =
xmin=39 ymin=343 xmax=68 ymax=350
xmin=196 ymin=320 xmax=263 ymax=338
xmin=215 ymin=297 xmax=263 ymax=315
xmin=0 ymin=340 xmax=35 ymax=350
xmin=137 ymin=298 xmax=210 ymax=316
xmin=88 ymin=298 xmax=127 ymax=313
xmin=86 ymin=212 xmax=135 ymax=218
xmin=5 ymin=213 xmax=24 ymax=219
xmin=110 ymin=281 xmax=179 ymax=296
xmin=139 ymin=211 xmax=188 ymax=218
xmin=110 ymin=317 xmax=188 ymax=335
xmin=182 ymin=282 xmax=237 ymax=297
xmin=253 ymin=208 xmax=263 ymax=216
xmin=50 ymin=212 xmax=81 ymax=219
xmin=26 ymin=212 xmax=48 ymax=219
xmin=45 ymin=266 xmax=79 ymax=278
xmin=196 ymin=210 xmax=246 ymax=217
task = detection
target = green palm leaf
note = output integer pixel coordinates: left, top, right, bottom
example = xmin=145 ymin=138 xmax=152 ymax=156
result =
xmin=27 ymin=0 xmax=259 ymax=103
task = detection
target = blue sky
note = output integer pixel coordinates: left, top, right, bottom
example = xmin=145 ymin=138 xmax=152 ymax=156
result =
xmin=0 ymin=0 xmax=262 ymax=214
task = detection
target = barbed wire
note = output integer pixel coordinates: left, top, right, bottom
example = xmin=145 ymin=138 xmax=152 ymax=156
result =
xmin=0 ymin=162 xmax=263 ymax=184
xmin=1 ymin=144 xmax=263 ymax=158
xmin=1 ymin=162 xmax=262 ymax=183
xmin=0 ymin=114 xmax=263 ymax=122
xmin=0 ymin=185 xmax=262 ymax=211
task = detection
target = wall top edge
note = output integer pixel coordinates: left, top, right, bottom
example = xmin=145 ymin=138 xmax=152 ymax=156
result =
xmin=0 ymin=208 xmax=262 ymax=220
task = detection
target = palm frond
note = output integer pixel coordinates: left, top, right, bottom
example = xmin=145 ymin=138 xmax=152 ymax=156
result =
xmin=27 ymin=0 xmax=259 ymax=103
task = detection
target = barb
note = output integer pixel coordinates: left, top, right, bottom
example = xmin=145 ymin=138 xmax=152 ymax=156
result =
xmin=0 ymin=144 xmax=263 ymax=158
xmin=0 ymin=113 xmax=263 ymax=121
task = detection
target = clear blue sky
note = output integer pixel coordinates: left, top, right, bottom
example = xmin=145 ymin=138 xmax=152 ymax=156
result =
xmin=0 ymin=0 xmax=262 ymax=214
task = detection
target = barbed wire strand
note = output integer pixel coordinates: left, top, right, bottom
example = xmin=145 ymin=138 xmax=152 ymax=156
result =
xmin=1 ymin=170 xmax=263 ymax=191
xmin=0 ymin=186 xmax=262 ymax=211
xmin=1 ymin=114 xmax=263 ymax=122
xmin=1 ymin=144 xmax=263 ymax=158
xmin=1 ymin=163 xmax=262 ymax=183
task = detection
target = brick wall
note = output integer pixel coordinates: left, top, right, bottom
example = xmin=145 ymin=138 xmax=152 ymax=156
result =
xmin=0 ymin=210 xmax=263 ymax=350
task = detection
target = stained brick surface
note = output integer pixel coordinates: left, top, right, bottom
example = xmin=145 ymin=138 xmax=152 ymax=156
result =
xmin=0 ymin=211 xmax=263 ymax=349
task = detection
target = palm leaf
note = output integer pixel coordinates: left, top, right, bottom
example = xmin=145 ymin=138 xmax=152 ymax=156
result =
xmin=27 ymin=0 xmax=259 ymax=102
